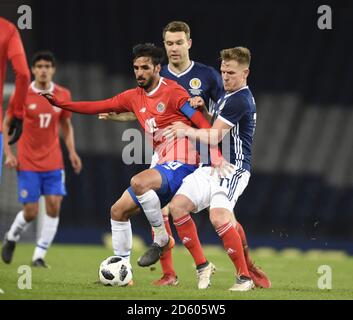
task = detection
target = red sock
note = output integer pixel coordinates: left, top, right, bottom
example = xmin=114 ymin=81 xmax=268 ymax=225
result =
xmin=236 ymin=221 xmax=252 ymax=266
xmin=173 ymin=214 xmax=207 ymax=267
xmin=159 ymin=215 xmax=176 ymax=276
xmin=217 ymin=222 xmax=250 ymax=277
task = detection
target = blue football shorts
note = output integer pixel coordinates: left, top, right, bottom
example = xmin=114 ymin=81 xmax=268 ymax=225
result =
xmin=128 ymin=161 xmax=197 ymax=209
xmin=17 ymin=169 xmax=67 ymax=203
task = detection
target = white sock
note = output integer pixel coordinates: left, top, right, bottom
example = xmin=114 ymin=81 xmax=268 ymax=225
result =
xmin=136 ymin=190 xmax=168 ymax=247
xmin=111 ymin=219 xmax=132 ymax=262
xmin=7 ymin=211 xmax=31 ymax=242
xmin=32 ymin=215 xmax=59 ymax=261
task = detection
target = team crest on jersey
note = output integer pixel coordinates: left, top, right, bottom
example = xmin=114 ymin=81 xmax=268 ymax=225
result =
xmin=189 ymin=78 xmax=202 ymax=95
xmin=189 ymin=78 xmax=202 ymax=89
xmin=156 ymin=102 xmax=165 ymax=113
xmin=20 ymin=189 xmax=28 ymax=199
xmin=28 ymin=104 xmax=37 ymax=110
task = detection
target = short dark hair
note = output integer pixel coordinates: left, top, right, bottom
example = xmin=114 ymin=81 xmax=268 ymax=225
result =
xmin=163 ymin=21 xmax=191 ymax=40
xmin=31 ymin=51 xmax=56 ymax=67
xmin=132 ymin=43 xmax=164 ymax=66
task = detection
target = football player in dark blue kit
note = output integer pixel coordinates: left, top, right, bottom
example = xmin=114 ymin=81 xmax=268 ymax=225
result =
xmin=161 ymin=21 xmax=223 ymax=116
xmin=165 ymin=47 xmax=270 ymax=291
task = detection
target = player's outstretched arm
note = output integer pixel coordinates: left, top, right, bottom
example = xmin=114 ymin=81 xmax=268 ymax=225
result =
xmin=39 ymin=93 xmax=129 ymax=115
xmin=98 ymin=112 xmax=137 ymax=122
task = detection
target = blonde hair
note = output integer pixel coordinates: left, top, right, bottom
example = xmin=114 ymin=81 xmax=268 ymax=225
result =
xmin=163 ymin=21 xmax=191 ymax=40
xmin=220 ymin=47 xmax=251 ymax=67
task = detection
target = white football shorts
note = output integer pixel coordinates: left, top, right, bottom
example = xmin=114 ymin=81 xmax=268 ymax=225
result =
xmin=176 ymin=165 xmax=250 ymax=213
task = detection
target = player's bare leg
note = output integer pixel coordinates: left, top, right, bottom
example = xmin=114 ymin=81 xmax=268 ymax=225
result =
xmin=133 ymin=169 xmax=174 ymax=267
xmin=30 ymin=195 xmax=62 ymax=268
xmin=152 ymin=205 xmax=179 ymax=286
xmin=210 ymin=208 xmax=254 ymax=291
xmin=231 ymin=214 xmax=271 ymax=288
xmin=1 ymin=203 xmax=38 ymax=264
xmin=169 ymin=195 xmax=215 ymax=289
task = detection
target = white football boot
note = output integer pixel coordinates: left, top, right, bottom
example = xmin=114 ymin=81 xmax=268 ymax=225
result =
xmin=196 ymin=262 xmax=216 ymax=289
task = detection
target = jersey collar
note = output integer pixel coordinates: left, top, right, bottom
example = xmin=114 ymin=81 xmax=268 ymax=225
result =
xmin=224 ymin=85 xmax=249 ymax=99
xmin=30 ymin=81 xmax=55 ymax=94
xmin=145 ymin=77 xmax=166 ymax=97
xmin=167 ymin=61 xmax=194 ymax=78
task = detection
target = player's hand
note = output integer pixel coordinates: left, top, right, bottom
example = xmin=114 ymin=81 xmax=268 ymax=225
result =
xmin=8 ymin=116 xmax=23 ymax=145
xmin=4 ymin=153 xmax=18 ymax=169
xmin=189 ymin=96 xmax=205 ymax=109
xmin=38 ymin=92 xmax=59 ymax=106
xmin=98 ymin=113 xmax=110 ymax=120
xmin=163 ymin=121 xmax=193 ymax=140
xmin=211 ymin=158 xmax=235 ymax=178
xmin=69 ymin=152 xmax=82 ymax=174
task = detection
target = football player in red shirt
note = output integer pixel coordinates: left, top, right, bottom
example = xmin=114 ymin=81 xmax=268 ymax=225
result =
xmin=40 ymin=43 xmax=219 ymax=287
xmin=0 ymin=17 xmax=30 ymax=180
xmin=1 ymin=51 xmax=82 ymax=267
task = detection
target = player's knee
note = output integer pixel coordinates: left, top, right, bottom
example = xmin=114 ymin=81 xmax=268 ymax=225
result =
xmin=130 ymin=176 xmax=147 ymax=195
xmin=209 ymin=210 xmax=231 ymax=230
xmin=110 ymin=202 xmax=129 ymax=221
xmin=24 ymin=205 xmax=38 ymax=221
xmin=169 ymin=199 xmax=185 ymax=220
xmin=46 ymin=202 xmax=60 ymax=217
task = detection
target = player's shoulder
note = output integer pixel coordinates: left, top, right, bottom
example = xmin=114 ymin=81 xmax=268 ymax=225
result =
xmin=120 ymin=87 xmax=141 ymax=98
xmin=160 ymin=78 xmax=189 ymax=102
xmin=54 ymin=83 xmax=71 ymax=98
xmin=0 ymin=17 xmax=15 ymax=30
xmin=54 ymin=83 xmax=69 ymax=93
xmin=193 ymin=61 xmax=219 ymax=76
xmin=226 ymin=87 xmax=255 ymax=109
xmin=161 ymin=77 xmax=186 ymax=91
xmin=0 ymin=17 xmax=16 ymax=37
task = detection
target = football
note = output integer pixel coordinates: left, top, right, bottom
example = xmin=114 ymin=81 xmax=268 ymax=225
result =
xmin=99 ymin=256 xmax=133 ymax=286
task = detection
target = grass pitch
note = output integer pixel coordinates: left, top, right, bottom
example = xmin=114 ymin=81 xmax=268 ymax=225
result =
xmin=0 ymin=242 xmax=352 ymax=300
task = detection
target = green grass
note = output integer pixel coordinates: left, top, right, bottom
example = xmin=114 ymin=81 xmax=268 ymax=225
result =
xmin=0 ymin=242 xmax=353 ymax=300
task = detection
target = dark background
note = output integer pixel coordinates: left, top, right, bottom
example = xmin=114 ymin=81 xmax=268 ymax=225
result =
xmin=1 ymin=0 xmax=353 ymax=252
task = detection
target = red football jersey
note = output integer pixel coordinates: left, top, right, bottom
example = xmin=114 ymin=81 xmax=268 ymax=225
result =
xmin=7 ymin=82 xmax=72 ymax=171
xmin=0 ymin=17 xmax=30 ymax=131
xmin=54 ymin=77 xmax=201 ymax=164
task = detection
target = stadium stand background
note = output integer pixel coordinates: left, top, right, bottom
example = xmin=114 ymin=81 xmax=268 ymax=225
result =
xmin=1 ymin=0 xmax=353 ymax=253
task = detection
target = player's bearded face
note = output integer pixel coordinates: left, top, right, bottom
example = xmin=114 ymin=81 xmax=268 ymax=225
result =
xmin=32 ymin=60 xmax=55 ymax=83
xmin=221 ymin=60 xmax=249 ymax=92
xmin=164 ymin=31 xmax=191 ymax=65
xmin=134 ymin=57 xmax=160 ymax=90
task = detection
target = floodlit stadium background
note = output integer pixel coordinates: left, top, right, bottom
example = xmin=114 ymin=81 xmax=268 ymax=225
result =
xmin=1 ymin=0 xmax=353 ymax=254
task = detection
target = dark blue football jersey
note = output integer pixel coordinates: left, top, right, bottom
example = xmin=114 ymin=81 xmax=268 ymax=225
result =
xmin=214 ymin=86 xmax=257 ymax=172
xmin=160 ymin=61 xmax=223 ymax=112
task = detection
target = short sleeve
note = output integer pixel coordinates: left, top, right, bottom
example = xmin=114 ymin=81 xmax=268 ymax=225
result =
xmin=218 ymin=95 xmax=248 ymax=127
